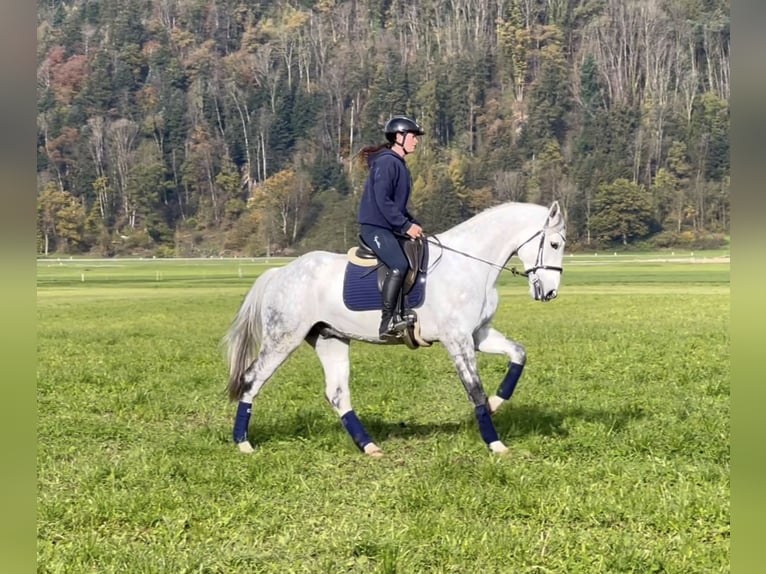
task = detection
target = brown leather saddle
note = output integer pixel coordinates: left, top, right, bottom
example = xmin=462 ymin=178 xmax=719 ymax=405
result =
xmin=348 ymin=235 xmax=428 ymax=293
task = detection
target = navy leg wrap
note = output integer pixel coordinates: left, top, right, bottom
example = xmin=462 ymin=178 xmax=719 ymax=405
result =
xmin=497 ymin=362 xmax=524 ymax=400
xmin=233 ymin=401 xmax=252 ymax=443
xmin=475 ymin=404 xmax=499 ymax=445
xmin=340 ymin=411 xmax=372 ymax=451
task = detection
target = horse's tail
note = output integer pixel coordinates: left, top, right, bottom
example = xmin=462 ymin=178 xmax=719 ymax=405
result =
xmin=223 ymin=267 xmax=278 ymax=402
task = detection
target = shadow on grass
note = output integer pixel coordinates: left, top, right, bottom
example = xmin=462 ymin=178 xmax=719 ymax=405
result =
xmin=493 ymin=403 xmax=647 ymax=438
xmin=235 ymin=402 xmax=646 ymax=446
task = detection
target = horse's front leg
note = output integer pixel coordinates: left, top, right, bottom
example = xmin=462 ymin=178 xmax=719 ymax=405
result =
xmin=474 ymin=326 xmax=526 ymax=415
xmin=443 ymin=335 xmax=508 ymax=455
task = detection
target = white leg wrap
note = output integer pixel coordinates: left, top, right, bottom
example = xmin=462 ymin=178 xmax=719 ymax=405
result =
xmin=237 ymin=441 xmax=255 ymax=454
xmin=488 ymin=395 xmax=505 ymax=414
xmin=363 ymin=443 xmax=383 ymax=458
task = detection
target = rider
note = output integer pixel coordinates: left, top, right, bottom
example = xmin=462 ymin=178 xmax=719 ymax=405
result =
xmin=357 ymin=116 xmax=425 ymax=340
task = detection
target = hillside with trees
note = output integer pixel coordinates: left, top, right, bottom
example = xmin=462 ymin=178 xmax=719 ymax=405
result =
xmin=36 ymin=0 xmax=730 ymax=257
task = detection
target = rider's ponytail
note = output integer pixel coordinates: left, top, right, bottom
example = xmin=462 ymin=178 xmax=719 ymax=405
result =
xmin=356 ymin=143 xmax=390 ymax=169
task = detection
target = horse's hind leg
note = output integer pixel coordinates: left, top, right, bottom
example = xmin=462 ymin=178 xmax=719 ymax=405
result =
xmin=474 ymin=326 xmax=526 ymax=414
xmin=307 ymin=334 xmax=383 ymax=458
xmin=233 ymin=341 xmax=302 ymax=454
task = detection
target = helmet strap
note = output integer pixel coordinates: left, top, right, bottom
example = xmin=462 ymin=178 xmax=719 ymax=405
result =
xmin=395 ymin=132 xmax=411 ymax=156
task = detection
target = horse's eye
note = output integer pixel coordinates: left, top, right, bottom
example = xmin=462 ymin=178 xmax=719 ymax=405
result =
xmin=550 ymin=241 xmax=560 ymax=250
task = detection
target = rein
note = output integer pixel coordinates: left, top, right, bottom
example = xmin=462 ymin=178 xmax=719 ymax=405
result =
xmin=425 ymin=235 xmax=519 ymax=274
xmin=424 ymin=229 xmax=563 ymax=277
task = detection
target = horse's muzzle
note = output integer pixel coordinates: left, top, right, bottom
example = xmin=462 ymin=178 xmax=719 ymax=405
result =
xmin=543 ymin=289 xmax=558 ymax=302
xmin=530 ymin=274 xmax=557 ymax=302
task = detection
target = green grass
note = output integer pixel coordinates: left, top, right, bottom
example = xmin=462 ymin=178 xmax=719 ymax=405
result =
xmin=37 ymin=254 xmax=729 ymax=573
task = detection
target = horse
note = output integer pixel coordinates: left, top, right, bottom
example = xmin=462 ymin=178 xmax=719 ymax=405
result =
xmin=223 ymin=200 xmax=566 ymax=457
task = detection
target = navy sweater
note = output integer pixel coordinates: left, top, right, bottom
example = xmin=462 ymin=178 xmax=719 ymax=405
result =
xmin=357 ymin=149 xmax=418 ymax=234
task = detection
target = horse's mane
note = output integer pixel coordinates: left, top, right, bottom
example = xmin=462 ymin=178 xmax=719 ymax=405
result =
xmin=438 ymin=201 xmax=548 ymax=239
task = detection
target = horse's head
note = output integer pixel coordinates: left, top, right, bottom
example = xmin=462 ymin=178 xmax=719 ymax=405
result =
xmin=516 ymin=201 xmax=566 ymax=302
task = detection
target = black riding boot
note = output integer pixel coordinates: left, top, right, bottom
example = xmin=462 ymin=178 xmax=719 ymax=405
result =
xmin=379 ymin=269 xmax=406 ymax=339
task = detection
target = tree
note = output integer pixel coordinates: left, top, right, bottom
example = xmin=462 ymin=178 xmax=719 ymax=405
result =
xmin=665 ymin=140 xmax=692 ymax=233
xmin=106 ymin=118 xmax=139 ymax=228
xmin=182 ymin=126 xmax=224 ymax=227
xmin=571 ymin=53 xmax=609 ymax=244
xmin=689 ymin=91 xmax=729 ymax=181
xmin=250 ymin=168 xmax=313 ymax=249
xmin=650 ymin=168 xmax=677 ymax=231
xmin=524 ymin=28 xmax=571 ymax=149
xmin=37 ymin=183 xmax=86 ymax=254
xmin=128 ymin=141 xmax=171 ymax=244
xmin=410 ymin=159 xmax=463 ymax=233
xmin=527 ymin=139 xmax=566 ymax=206
xmin=590 ymin=178 xmax=654 ymax=245
xmin=496 ymin=0 xmax=531 ymax=104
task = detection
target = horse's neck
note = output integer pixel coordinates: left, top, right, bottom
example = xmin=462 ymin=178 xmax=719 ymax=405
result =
xmin=437 ymin=203 xmax=544 ymax=268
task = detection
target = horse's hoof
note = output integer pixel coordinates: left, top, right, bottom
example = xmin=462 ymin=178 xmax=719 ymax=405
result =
xmin=364 ymin=443 xmax=383 ymax=458
xmin=492 ymin=446 xmax=532 ymax=459
xmin=488 ymin=395 xmax=505 ymax=415
xmin=488 ymin=440 xmax=509 ymax=455
xmin=237 ymin=441 xmax=255 ymax=454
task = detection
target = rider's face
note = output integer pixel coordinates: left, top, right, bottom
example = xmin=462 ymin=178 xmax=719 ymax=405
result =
xmin=400 ymin=132 xmax=418 ymax=154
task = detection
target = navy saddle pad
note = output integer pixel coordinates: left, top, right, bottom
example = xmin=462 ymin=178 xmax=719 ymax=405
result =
xmin=342 ymin=263 xmax=426 ymax=311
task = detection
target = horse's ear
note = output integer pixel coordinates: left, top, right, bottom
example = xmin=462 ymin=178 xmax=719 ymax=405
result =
xmin=547 ymin=201 xmax=561 ymax=224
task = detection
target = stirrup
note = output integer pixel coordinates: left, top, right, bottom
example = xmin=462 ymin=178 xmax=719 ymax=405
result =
xmin=379 ymin=316 xmax=407 ymax=340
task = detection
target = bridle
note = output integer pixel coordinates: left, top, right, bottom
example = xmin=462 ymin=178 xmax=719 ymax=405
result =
xmin=508 ymin=228 xmax=565 ymax=278
xmin=508 ymin=228 xmax=565 ymax=302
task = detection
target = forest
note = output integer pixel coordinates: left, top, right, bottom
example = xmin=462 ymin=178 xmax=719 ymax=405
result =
xmin=36 ymin=0 xmax=730 ymax=257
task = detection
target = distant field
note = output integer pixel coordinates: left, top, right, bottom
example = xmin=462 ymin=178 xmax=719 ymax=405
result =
xmin=37 ymin=252 xmax=729 ymax=573
xmin=36 ymin=249 xmax=729 ymax=288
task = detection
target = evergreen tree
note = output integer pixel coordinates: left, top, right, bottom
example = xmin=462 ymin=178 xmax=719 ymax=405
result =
xmin=689 ymin=92 xmax=729 ymax=181
xmin=77 ymin=50 xmax=113 ymax=116
xmin=525 ymin=33 xmax=571 ymax=149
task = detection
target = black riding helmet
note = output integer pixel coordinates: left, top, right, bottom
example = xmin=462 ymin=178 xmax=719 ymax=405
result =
xmin=384 ymin=116 xmax=425 ymax=143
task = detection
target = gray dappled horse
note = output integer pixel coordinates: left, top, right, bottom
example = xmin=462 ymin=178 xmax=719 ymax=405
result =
xmin=224 ymin=201 xmax=566 ymax=457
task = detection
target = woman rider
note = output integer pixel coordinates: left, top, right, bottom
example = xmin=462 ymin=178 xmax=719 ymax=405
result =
xmin=357 ymin=116 xmax=425 ymax=340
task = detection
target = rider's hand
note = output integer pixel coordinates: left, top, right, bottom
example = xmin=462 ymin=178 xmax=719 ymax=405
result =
xmin=406 ymin=223 xmax=423 ymax=239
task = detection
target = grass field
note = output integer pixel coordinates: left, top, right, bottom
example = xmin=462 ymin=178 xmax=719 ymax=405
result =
xmin=37 ymin=252 xmax=730 ymax=573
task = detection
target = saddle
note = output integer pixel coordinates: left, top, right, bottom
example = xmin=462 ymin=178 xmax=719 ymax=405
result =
xmin=346 ymin=235 xmax=428 ymax=294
